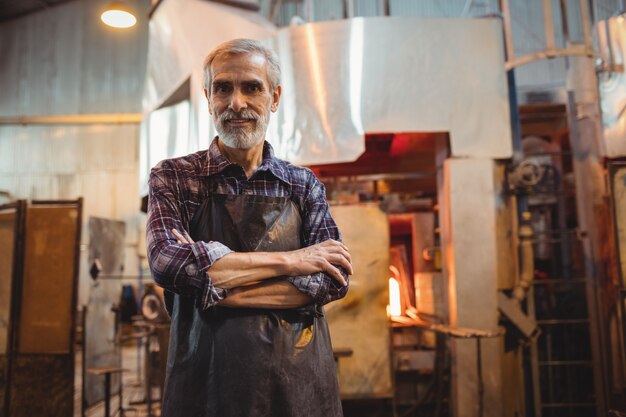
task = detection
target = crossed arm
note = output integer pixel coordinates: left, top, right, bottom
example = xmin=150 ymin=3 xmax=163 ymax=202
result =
xmin=171 ymin=229 xmax=352 ymax=309
xmin=147 ymin=162 xmax=352 ymax=310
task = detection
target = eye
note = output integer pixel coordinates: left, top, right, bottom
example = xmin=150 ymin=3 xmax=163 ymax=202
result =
xmin=213 ymin=83 xmax=232 ymax=94
xmin=243 ymin=82 xmax=263 ymax=94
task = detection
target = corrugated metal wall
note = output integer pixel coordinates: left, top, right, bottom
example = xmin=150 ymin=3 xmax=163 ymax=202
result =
xmin=0 ymin=0 xmax=150 ymax=303
xmin=271 ymin=0 xmax=624 ymax=30
xmin=0 ymin=0 xmax=147 ymax=116
xmin=390 ymin=0 xmax=496 ymax=17
xmin=267 ymin=0 xmax=625 ymax=87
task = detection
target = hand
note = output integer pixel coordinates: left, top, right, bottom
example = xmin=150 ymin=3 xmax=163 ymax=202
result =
xmin=288 ymin=239 xmax=353 ymax=286
xmin=172 ymin=228 xmax=194 ymax=244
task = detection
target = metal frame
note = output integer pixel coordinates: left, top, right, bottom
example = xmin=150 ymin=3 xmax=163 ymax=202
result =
xmin=4 ymin=199 xmax=83 ymax=416
xmin=607 ymin=161 xmax=626 ymax=396
xmin=0 ymin=200 xmax=26 ymax=417
xmin=499 ymin=0 xmax=595 ymax=70
xmin=527 ymin=284 xmax=542 ymax=417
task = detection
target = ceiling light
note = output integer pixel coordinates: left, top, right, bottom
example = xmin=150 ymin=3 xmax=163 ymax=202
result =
xmin=101 ymin=2 xmax=137 ymax=29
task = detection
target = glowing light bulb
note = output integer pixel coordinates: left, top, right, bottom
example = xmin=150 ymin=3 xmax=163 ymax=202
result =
xmin=101 ymin=7 xmax=137 ymax=28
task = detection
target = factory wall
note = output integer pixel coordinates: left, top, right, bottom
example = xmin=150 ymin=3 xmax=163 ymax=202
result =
xmin=0 ymin=0 xmax=150 ymax=304
xmin=269 ymin=0 xmax=623 ymax=88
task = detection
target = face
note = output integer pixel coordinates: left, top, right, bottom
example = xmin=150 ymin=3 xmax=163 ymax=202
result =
xmin=205 ymin=52 xmax=281 ymax=150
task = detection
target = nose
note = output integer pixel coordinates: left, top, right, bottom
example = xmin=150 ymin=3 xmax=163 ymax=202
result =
xmin=229 ymin=88 xmax=246 ymax=113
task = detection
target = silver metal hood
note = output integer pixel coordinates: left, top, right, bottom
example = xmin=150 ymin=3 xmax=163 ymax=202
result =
xmin=267 ymin=17 xmax=512 ymax=165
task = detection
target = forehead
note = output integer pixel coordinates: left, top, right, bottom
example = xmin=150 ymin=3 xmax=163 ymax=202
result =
xmin=211 ymin=52 xmax=269 ymax=84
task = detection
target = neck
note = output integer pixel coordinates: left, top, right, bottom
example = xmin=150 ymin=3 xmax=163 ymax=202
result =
xmin=217 ymin=138 xmax=265 ymax=178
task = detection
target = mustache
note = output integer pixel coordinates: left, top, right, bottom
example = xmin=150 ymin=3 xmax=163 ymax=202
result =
xmin=217 ymin=109 xmax=259 ymax=124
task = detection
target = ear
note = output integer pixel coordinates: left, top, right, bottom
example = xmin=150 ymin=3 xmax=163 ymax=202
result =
xmin=204 ymin=88 xmax=213 ymax=115
xmin=271 ymin=85 xmax=282 ymax=113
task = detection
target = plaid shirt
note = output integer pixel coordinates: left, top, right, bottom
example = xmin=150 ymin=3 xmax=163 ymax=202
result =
xmin=146 ymin=137 xmax=349 ymax=309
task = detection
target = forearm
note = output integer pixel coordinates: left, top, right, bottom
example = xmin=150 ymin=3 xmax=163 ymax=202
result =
xmin=208 ymin=238 xmax=351 ymax=290
xmin=218 ymin=279 xmax=314 ymax=309
xmin=209 ymin=252 xmax=294 ymax=289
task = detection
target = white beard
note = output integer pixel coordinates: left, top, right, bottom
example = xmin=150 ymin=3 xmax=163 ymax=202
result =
xmin=214 ymin=108 xmax=269 ymax=150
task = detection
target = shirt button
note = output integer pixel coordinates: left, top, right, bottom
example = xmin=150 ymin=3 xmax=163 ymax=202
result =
xmin=185 ymin=264 xmax=198 ymax=277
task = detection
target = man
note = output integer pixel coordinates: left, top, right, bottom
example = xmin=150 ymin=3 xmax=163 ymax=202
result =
xmin=146 ymin=38 xmax=352 ymax=417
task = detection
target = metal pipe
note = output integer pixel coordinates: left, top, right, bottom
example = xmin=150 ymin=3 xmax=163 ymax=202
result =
xmin=391 ymin=316 xmax=500 ymax=338
xmin=499 ymin=0 xmax=515 ymax=61
xmin=304 ymin=0 xmax=313 ymax=21
xmin=528 ymin=285 xmax=542 ymax=417
xmin=104 ymin=373 xmax=111 ymax=417
xmin=543 ymin=0 xmax=555 ymax=53
xmin=498 ymin=0 xmax=524 ymax=163
xmin=5 ymin=200 xmax=27 ymax=417
xmin=270 ymin=0 xmax=283 ymax=24
xmin=505 ymin=45 xmax=595 ymax=70
xmin=513 ymin=211 xmax=535 ymax=303
xmin=380 ymin=0 xmax=389 ymax=16
xmin=603 ymin=14 xmax=617 ymax=74
xmin=559 ymin=0 xmax=569 ymax=43
xmin=579 ymin=0 xmax=592 ymax=50
xmin=476 ymin=338 xmax=484 ymax=417
xmin=81 ymin=306 xmax=87 ymax=417
xmin=145 ymin=333 xmax=154 ymax=417
xmin=346 ymin=0 xmax=355 ymax=18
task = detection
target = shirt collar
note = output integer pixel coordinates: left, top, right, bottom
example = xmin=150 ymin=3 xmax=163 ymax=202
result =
xmin=205 ymin=136 xmax=291 ymax=185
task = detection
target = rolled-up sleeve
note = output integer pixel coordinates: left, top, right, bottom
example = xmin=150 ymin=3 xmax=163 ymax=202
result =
xmin=146 ymin=165 xmax=232 ymax=309
xmin=286 ymin=170 xmax=349 ymax=305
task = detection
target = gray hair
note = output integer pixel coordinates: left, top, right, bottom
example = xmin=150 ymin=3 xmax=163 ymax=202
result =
xmin=203 ymin=38 xmax=281 ymax=94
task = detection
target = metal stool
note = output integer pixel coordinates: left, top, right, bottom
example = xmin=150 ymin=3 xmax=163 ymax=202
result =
xmin=87 ymin=367 xmax=129 ymax=417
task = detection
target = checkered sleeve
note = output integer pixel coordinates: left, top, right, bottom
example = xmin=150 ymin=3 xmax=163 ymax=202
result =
xmin=286 ymin=169 xmax=350 ymax=305
xmin=146 ymin=164 xmax=233 ymax=309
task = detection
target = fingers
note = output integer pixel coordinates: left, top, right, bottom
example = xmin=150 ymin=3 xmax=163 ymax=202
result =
xmin=322 ymin=260 xmax=347 ymax=286
xmin=319 ymin=240 xmax=353 ymax=274
xmin=171 ymin=228 xmax=194 ymax=244
xmin=338 ymin=246 xmax=352 ymax=267
xmin=328 ymin=239 xmax=350 ymax=253
xmin=332 ymin=253 xmax=353 ymax=275
xmin=183 ymin=230 xmax=195 ymax=244
xmin=171 ymin=228 xmax=184 ymax=243
xmin=314 ymin=240 xmax=353 ymax=279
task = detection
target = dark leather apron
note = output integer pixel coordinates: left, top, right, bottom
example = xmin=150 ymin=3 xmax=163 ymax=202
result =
xmin=161 ymin=193 xmax=343 ymax=417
